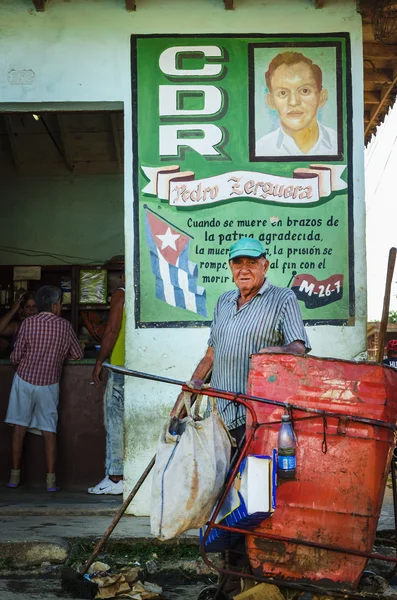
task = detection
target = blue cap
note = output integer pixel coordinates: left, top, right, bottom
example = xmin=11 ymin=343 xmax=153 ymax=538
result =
xmin=229 ymin=238 xmax=266 ymax=260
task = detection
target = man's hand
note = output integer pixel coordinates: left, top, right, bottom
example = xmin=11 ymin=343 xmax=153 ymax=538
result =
xmin=92 ymin=360 xmax=103 ymax=388
xmin=171 ymin=379 xmax=209 ymax=417
xmin=10 ymin=295 xmax=23 ymax=314
xmin=186 ymin=378 xmax=206 ymax=390
xmin=258 ymin=346 xmax=285 ymax=354
xmin=258 ymin=340 xmax=306 ymax=355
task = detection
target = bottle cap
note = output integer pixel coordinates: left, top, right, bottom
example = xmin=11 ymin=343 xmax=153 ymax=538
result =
xmin=281 ymin=413 xmax=291 ymax=422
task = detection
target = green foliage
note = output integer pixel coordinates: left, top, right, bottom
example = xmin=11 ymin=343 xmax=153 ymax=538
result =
xmin=66 ymin=538 xmax=201 ymax=570
xmin=0 ymin=557 xmax=15 ymax=570
xmin=389 ymin=311 xmax=397 ymax=323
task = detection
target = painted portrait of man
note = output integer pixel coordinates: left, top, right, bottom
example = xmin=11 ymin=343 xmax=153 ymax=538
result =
xmin=253 ymin=49 xmax=340 ymax=159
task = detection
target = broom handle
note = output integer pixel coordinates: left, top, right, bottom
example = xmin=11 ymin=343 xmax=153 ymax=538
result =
xmin=377 ymin=247 xmax=397 ymax=363
xmin=83 ymin=455 xmax=156 ymax=574
xmin=83 ymin=370 xmax=212 ymax=574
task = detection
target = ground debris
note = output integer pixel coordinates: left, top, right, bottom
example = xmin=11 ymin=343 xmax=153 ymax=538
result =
xmin=146 ymin=559 xmax=159 ymax=574
xmin=120 ymin=566 xmax=142 ymax=583
xmin=90 ymin=571 xmax=163 ymax=599
xmin=234 ymin=582 xmax=285 ymax=600
xmin=359 ymin=573 xmax=397 ymax=598
xmin=88 ymin=561 xmax=111 ymax=574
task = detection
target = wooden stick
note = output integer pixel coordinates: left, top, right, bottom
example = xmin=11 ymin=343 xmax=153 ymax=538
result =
xmin=377 ymin=247 xmax=397 ymax=363
xmin=83 ymin=455 xmax=155 ymax=574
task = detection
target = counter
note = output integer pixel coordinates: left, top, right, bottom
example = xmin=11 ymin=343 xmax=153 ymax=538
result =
xmin=0 ymin=361 xmax=106 ymax=489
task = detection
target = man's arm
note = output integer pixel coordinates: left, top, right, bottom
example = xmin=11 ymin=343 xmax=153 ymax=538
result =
xmin=258 ymin=340 xmax=306 ymax=355
xmin=190 ymin=345 xmax=214 ymax=383
xmin=92 ymin=289 xmax=124 ymax=387
xmin=258 ymin=294 xmax=310 ymax=356
xmin=171 ymin=346 xmax=214 ymax=417
xmin=10 ymin=320 xmax=27 ymax=365
xmin=67 ymin=326 xmax=84 ymax=360
xmin=0 ymin=297 xmax=22 ymax=338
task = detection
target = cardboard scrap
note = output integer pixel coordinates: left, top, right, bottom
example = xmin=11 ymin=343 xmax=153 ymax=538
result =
xmin=233 ymin=582 xmax=285 ymax=600
xmin=119 ymin=566 xmax=141 ymax=584
xmin=116 ymin=579 xmax=162 ymax=598
xmin=92 ymin=572 xmax=162 ymax=599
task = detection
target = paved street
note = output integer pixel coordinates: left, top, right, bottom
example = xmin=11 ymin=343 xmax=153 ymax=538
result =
xmin=0 ymin=485 xmax=394 ymax=600
xmin=0 ymin=576 xmax=205 ymax=599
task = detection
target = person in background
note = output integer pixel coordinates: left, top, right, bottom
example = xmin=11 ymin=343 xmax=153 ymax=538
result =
xmin=0 ymin=292 xmax=37 ymax=344
xmin=5 ymin=285 xmax=83 ymax=491
xmin=88 ymin=271 xmax=125 ymax=495
xmin=383 ymin=340 xmax=397 ymax=369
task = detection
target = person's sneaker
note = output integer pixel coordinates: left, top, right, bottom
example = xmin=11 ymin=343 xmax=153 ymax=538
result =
xmin=88 ymin=476 xmax=123 ymax=495
xmin=7 ymin=469 xmax=20 ymax=488
xmin=46 ymin=473 xmax=59 ymax=492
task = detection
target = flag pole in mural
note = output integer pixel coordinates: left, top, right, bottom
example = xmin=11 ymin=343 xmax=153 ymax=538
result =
xmin=132 ymin=34 xmax=353 ymax=327
xmin=144 ymin=206 xmax=207 ymax=318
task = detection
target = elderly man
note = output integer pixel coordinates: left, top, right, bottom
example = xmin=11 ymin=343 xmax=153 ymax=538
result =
xmin=255 ymin=51 xmax=337 ymax=157
xmin=184 ymin=237 xmax=310 ymax=593
xmin=5 ymin=285 xmax=83 ymax=492
xmin=186 ymin=237 xmax=310 ymax=441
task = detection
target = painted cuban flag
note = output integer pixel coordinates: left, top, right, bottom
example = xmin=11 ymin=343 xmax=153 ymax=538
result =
xmin=144 ymin=208 xmax=207 ymax=317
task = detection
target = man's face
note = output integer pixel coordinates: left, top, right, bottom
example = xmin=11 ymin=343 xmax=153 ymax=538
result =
xmin=22 ymin=299 xmax=37 ymax=318
xmin=267 ymin=62 xmax=327 ymax=134
xmin=229 ymin=256 xmax=269 ymax=295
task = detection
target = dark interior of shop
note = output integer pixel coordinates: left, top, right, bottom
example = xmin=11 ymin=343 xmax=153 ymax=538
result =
xmin=0 ymin=109 xmax=124 ymax=489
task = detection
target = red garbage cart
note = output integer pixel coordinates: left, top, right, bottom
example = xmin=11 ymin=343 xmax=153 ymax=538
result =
xmin=199 ymin=354 xmax=397 ymax=599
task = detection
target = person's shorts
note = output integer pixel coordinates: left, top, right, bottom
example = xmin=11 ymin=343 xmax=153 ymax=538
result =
xmin=5 ymin=373 xmax=59 ymax=433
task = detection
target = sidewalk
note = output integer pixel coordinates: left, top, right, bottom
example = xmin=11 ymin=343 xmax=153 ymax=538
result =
xmin=0 ymin=488 xmax=122 ymax=517
xmin=0 ymin=484 xmax=394 ymax=566
xmin=0 ymin=487 xmax=198 ymax=564
xmin=0 ymin=484 xmax=394 ymax=536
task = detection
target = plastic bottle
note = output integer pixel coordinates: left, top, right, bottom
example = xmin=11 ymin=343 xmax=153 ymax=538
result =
xmin=277 ymin=413 xmax=297 ymax=480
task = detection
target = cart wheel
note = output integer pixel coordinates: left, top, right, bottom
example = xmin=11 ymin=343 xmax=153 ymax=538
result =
xmin=196 ymin=585 xmax=229 ymax=600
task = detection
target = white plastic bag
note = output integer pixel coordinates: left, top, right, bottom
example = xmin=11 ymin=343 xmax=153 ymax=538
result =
xmin=150 ymin=393 xmax=232 ymax=540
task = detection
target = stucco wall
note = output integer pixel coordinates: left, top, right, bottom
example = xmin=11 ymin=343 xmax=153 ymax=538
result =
xmin=0 ymin=0 xmax=365 ymax=515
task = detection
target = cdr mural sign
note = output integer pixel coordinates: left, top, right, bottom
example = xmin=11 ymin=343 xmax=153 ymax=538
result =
xmin=131 ymin=34 xmax=353 ymax=327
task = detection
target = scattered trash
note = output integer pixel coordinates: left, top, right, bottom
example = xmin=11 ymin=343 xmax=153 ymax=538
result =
xmin=145 ymin=559 xmax=158 ymax=574
xmin=233 ymin=582 xmax=285 ymax=600
xmin=119 ymin=566 xmax=141 ymax=584
xmin=89 ymin=571 xmax=163 ymax=599
xmin=91 ymin=574 xmax=130 ymax=599
xmin=359 ymin=573 xmax=397 ymax=598
xmin=88 ymin=561 xmax=111 ymax=575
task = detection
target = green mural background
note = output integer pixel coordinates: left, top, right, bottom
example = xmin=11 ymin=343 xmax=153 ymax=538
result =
xmin=132 ymin=34 xmax=352 ymax=327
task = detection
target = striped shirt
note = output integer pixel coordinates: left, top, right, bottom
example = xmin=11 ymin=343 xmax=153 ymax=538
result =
xmin=208 ymin=278 xmax=311 ymax=429
xmin=11 ymin=312 xmax=83 ymax=386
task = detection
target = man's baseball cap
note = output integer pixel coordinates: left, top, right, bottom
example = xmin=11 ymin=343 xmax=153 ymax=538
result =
xmin=229 ymin=238 xmax=266 ymax=260
xmin=387 ymin=339 xmax=397 ymax=352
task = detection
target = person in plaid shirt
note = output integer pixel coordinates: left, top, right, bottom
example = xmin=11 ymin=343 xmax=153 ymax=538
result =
xmin=5 ymin=285 xmax=83 ymax=491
